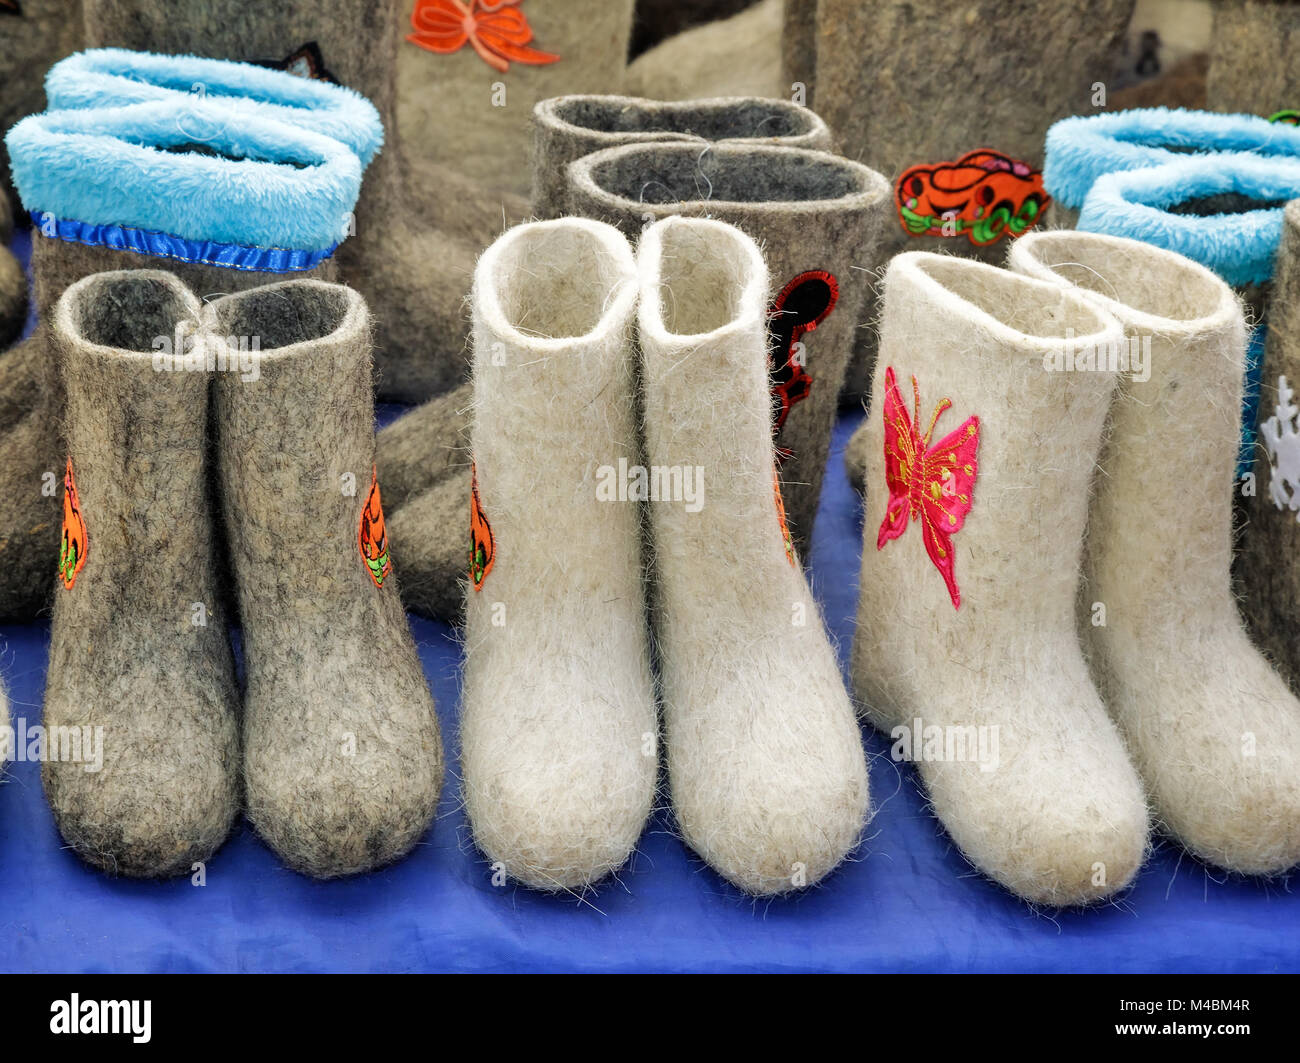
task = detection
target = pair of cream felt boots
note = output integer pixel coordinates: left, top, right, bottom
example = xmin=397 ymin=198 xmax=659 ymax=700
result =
xmin=460 ymin=216 xmax=869 ymax=896
xmin=853 ymin=230 xmax=1300 ymax=906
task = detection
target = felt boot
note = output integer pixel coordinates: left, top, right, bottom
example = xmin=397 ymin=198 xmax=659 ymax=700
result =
xmin=1246 ymin=201 xmax=1300 ymax=686
xmin=569 ymin=142 xmax=891 ymax=555
xmin=852 ymin=252 xmax=1148 ymax=906
xmin=0 ymin=98 xmax=357 ymax=620
xmin=0 ymin=0 xmax=83 ymax=214
xmin=639 ymin=215 xmax=868 ymax=896
xmin=82 ymin=0 xmax=520 ymax=402
xmin=624 ymin=0 xmax=784 ymax=102
xmin=43 ymin=269 xmax=239 ymax=878
xmin=1008 ymin=229 xmax=1300 ymax=876
xmin=398 ymin=0 xmax=636 ymax=199
xmin=531 ymin=93 xmax=831 ymax=220
xmin=206 ymin=279 xmax=443 ymax=878
xmin=460 ymin=219 xmax=656 ymax=892
xmin=1207 ymin=0 xmax=1300 ymax=117
xmin=809 ymin=0 xmax=1135 ymax=401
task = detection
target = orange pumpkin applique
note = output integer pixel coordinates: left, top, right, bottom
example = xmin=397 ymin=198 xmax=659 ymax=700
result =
xmin=359 ymin=465 xmax=392 ymax=588
xmin=470 ymin=463 xmax=495 ymax=589
xmin=407 ymin=0 xmax=561 ymax=74
xmin=59 ymin=458 xmax=87 ymax=589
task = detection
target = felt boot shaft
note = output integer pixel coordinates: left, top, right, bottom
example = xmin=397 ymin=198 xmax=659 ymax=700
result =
xmin=1208 ymin=0 xmax=1300 ymax=116
xmin=852 ymin=252 xmax=1148 ymax=905
xmin=207 ymin=279 xmax=442 ymax=878
xmin=1010 ymin=229 xmax=1300 ymax=876
xmin=568 ymin=141 xmax=890 ymax=556
xmin=638 ymin=216 xmax=868 ymax=896
xmin=82 ymin=0 xmax=512 ymax=402
xmin=460 ymin=218 xmax=656 ymax=891
xmin=43 ymin=269 xmax=239 ymax=877
xmin=531 ymin=94 xmax=832 ymax=220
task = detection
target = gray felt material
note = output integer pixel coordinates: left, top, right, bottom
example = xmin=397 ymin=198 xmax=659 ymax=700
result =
xmin=206 ymin=279 xmax=443 ymax=878
xmin=1208 ymin=0 xmax=1300 ymax=116
xmin=43 ymin=268 xmax=240 ymax=877
xmin=531 ymin=94 xmax=833 ymax=219
xmin=0 ymin=0 xmax=84 ymax=214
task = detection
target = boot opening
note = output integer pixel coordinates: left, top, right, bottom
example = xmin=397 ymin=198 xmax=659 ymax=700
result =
xmin=1025 ymin=234 xmax=1229 ymax=322
xmin=211 ymin=284 xmax=353 ymax=350
xmin=651 ymin=223 xmax=750 ymax=336
xmin=553 ymin=97 xmax=812 ymax=141
xmin=493 ymin=225 xmax=629 ymax=340
xmin=588 ymin=145 xmax=866 ymax=204
xmin=70 ymin=274 xmax=195 ymax=352
xmin=914 ymin=256 xmax=1112 ymax=340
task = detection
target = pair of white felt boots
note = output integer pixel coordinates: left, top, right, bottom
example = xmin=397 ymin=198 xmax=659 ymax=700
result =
xmin=461 ymin=216 xmax=869 ymax=895
xmin=853 ymin=230 xmax=1300 ymax=906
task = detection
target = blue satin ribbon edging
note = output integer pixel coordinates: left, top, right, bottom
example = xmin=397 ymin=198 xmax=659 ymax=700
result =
xmin=31 ymin=211 xmax=337 ymax=272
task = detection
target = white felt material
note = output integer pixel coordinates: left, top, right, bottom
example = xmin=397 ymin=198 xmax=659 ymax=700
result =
xmin=460 ymin=218 xmax=656 ymax=892
xmin=1009 ymin=229 xmax=1300 ymax=876
xmin=639 ymin=216 xmax=869 ymax=896
xmin=852 ymin=252 xmax=1150 ymax=906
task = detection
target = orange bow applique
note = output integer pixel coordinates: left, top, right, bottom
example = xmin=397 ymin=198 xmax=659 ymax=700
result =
xmin=408 ymin=0 xmax=561 ymax=74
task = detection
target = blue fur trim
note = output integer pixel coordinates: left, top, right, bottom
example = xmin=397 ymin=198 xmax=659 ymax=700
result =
xmin=6 ymin=100 xmax=361 ymax=252
xmin=1045 ymin=108 xmax=1300 ymax=210
xmin=46 ymin=48 xmax=383 ymax=168
xmin=31 ymin=211 xmax=336 ymax=272
xmin=1076 ymin=153 xmax=1300 ymax=287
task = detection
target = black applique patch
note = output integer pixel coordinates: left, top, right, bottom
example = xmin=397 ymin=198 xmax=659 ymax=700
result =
xmin=255 ymin=41 xmax=338 ymax=84
xmin=767 ymin=270 xmax=838 ymax=462
xmin=0 ymin=1 xmax=23 ymax=16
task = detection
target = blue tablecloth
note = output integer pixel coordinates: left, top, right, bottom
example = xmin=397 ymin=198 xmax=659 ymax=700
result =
xmin=1 ymin=227 xmax=1296 ymax=973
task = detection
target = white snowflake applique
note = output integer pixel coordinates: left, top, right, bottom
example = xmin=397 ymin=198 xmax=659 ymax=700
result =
xmin=1260 ymin=374 xmax=1300 ymax=519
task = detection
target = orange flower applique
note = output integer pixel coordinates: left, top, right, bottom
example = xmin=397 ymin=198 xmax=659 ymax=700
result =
xmin=408 ymin=0 xmax=561 ymax=74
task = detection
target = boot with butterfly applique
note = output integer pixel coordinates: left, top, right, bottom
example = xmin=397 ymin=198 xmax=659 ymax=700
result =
xmin=205 ymin=279 xmax=443 ymax=878
xmin=852 ymin=252 xmax=1150 ymax=906
xmin=1010 ymin=229 xmax=1300 ymax=877
xmin=82 ymin=0 xmax=525 ymax=402
xmin=460 ymin=218 xmax=657 ymax=892
xmin=567 ymin=140 xmax=892 ymax=556
xmin=43 ymin=269 xmax=240 ymax=878
xmin=640 ymin=216 xmax=869 ymax=896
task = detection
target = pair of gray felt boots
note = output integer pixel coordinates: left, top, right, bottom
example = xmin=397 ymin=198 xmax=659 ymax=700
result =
xmin=43 ymin=269 xmax=442 ymax=879
xmin=377 ymin=92 xmax=894 ymax=623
